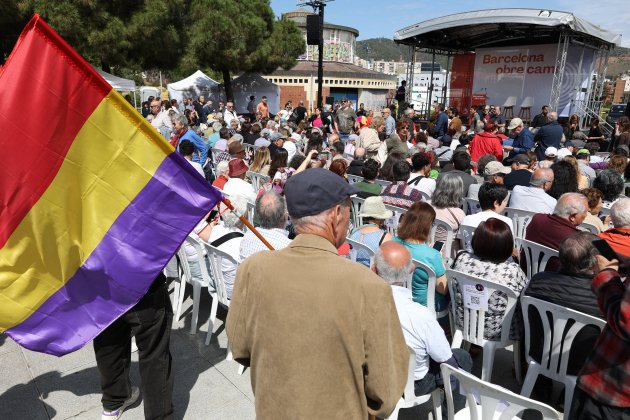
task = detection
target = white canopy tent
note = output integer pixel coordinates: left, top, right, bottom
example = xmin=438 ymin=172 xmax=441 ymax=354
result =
xmin=167 ymin=70 xmax=226 ymax=104
xmin=95 ymin=68 xmax=136 ymax=91
xmin=231 ymin=73 xmax=280 ymax=114
xmin=94 ymin=68 xmax=137 ymax=107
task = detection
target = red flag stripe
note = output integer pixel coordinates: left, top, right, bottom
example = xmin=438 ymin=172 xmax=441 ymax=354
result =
xmin=0 ymin=14 xmax=110 ymax=247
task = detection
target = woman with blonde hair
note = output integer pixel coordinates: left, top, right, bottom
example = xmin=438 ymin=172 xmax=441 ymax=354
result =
xmin=357 ymin=115 xmax=385 ymax=159
xmin=563 ymin=155 xmax=588 ymax=189
xmin=249 ymin=146 xmax=271 ymax=175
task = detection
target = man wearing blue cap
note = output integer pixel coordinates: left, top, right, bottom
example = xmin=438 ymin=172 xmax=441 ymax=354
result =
xmin=227 ymin=168 xmax=408 ymax=419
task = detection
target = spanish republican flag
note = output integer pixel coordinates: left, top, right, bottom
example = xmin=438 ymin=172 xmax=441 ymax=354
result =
xmin=0 ymin=15 xmax=222 ymax=356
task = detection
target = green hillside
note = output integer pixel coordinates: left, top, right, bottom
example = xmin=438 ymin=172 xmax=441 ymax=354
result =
xmin=356 ymin=37 xmax=450 ymax=69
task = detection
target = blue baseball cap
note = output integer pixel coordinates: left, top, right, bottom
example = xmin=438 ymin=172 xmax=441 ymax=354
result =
xmin=284 ymin=169 xmax=359 ymax=218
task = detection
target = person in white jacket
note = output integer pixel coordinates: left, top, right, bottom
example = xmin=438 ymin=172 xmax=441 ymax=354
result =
xmin=357 ymin=116 xmax=385 ymax=160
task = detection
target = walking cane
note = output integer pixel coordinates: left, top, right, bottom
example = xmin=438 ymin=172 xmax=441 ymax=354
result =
xmin=221 ymin=197 xmax=275 ymax=251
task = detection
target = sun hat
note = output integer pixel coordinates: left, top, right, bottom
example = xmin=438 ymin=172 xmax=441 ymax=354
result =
xmin=358 ymin=196 xmax=393 ymax=220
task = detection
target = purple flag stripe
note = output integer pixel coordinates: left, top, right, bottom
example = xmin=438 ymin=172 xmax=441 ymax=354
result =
xmin=5 ymin=153 xmax=222 ymax=355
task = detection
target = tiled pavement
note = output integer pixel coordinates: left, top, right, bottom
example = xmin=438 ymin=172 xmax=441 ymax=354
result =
xmin=1 ymin=283 xmax=538 ymax=419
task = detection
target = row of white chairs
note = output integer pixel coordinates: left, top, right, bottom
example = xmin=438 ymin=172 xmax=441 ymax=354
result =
xmin=389 ymin=290 xmax=592 ymax=419
xmin=446 ymin=270 xmax=604 ymax=420
xmin=170 ymin=234 xmax=244 ymax=374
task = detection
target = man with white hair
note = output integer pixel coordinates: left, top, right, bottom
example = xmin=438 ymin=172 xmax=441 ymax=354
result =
xmin=239 ymin=190 xmax=291 ymax=260
xmin=525 ymin=192 xmax=588 ymax=250
xmin=508 ymin=168 xmax=556 ymax=213
xmin=211 ymin=160 xmax=230 ymax=190
xmin=149 ymin=99 xmax=173 ymax=139
xmin=598 ymin=197 xmax=630 ymax=257
xmin=382 ymin=107 xmax=396 ymax=137
xmin=227 ymin=169 xmax=407 ymax=419
xmin=223 ymin=101 xmax=239 ymax=129
xmin=373 ymin=241 xmax=472 ymax=417
xmin=172 ymin=114 xmax=208 ymax=166
xmin=403 ymin=108 xmax=416 ymax=139
xmin=504 ymin=117 xmax=535 ymax=160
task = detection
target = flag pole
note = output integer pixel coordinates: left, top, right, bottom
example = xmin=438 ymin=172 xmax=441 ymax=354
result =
xmin=221 ymin=197 xmax=275 ymax=251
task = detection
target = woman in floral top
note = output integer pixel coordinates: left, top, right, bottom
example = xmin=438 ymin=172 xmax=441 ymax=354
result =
xmin=451 ymin=218 xmax=528 ymax=340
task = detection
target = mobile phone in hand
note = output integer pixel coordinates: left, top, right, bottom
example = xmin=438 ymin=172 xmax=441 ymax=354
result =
xmin=592 ymin=239 xmax=618 ymax=262
xmin=433 ymin=241 xmax=444 ymax=252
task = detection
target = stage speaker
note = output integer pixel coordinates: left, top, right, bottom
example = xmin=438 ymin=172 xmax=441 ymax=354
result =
xmin=306 ymin=15 xmax=322 ymax=45
xmin=325 ymin=96 xmax=334 ymax=106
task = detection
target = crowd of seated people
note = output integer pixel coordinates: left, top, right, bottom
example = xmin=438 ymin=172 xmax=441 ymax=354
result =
xmin=160 ymin=99 xmax=630 ymax=419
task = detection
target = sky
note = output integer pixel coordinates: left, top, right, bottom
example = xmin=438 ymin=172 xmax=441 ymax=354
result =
xmin=271 ymin=0 xmax=630 ymax=48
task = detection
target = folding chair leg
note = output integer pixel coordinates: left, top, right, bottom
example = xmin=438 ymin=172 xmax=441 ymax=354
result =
xmin=237 ymin=364 xmax=245 ymax=375
xmin=481 ymin=343 xmax=497 ymax=382
xmin=520 ymin=363 xmax=538 ymax=397
xmin=513 ymin=340 xmax=523 ymax=384
xmin=451 ymin=330 xmax=463 ymax=349
xmin=563 ymin=380 xmax=576 ymax=420
xmin=204 ymin=294 xmax=219 ymax=345
xmin=431 ymin=388 xmax=442 ymax=420
xmin=175 ymin=280 xmax=187 ymax=322
xmin=190 ymin=282 xmax=201 ymax=334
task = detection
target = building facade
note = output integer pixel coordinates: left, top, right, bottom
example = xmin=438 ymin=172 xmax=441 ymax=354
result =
xmin=263 ymin=10 xmax=396 ymax=111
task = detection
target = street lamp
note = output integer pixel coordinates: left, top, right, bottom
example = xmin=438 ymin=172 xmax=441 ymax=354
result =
xmin=297 ymin=0 xmax=334 ymax=109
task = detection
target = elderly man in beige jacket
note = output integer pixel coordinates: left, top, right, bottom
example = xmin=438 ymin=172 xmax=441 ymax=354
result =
xmin=227 ymin=168 xmax=408 ymax=419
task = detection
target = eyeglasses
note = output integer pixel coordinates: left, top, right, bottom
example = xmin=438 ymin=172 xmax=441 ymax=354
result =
xmin=150 ymin=105 xmax=160 ymax=108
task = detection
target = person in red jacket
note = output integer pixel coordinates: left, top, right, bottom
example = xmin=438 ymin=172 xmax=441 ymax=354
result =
xmin=468 ymin=122 xmax=504 ymax=163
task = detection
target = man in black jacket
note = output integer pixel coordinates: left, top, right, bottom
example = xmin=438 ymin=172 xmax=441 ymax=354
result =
xmin=523 ymin=232 xmax=603 ymax=374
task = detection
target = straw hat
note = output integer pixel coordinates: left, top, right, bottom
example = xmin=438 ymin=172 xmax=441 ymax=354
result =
xmin=359 ymin=196 xmax=393 ymax=220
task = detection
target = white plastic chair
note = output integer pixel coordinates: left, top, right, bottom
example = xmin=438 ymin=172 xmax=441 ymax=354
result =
xmin=464 ymin=198 xmax=481 ymax=215
xmin=386 ymin=346 xmax=442 ymax=420
xmin=203 ymin=243 xmax=235 ymax=345
xmin=520 ymin=296 xmax=605 ymax=420
xmin=520 ymin=239 xmax=559 ymax=279
xmin=347 ymin=174 xmax=363 ymax=184
xmin=350 ymin=196 xmax=366 ymax=230
xmin=441 ymin=364 xmax=561 ymax=420
xmin=383 ymin=203 xmax=408 ymax=236
xmin=430 ymin=218 xmax=456 ymax=265
xmin=246 ymin=171 xmax=270 ymax=192
xmin=346 ymin=237 xmax=376 ymax=267
xmin=211 ymin=148 xmax=224 ymax=163
xmin=412 ymin=259 xmax=449 ymax=319
xmin=578 ymin=222 xmax=599 ymax=234
xmin=375 ymin=179 xmax=392 ymax=188
xmin=446 ymin=270 xmax=522 ymax=383
xmin=203 ymin=243 xmax=245 ymax=375
xmin=457 ymin=224 xmax=477 ymax=252
xmin=502 ymin=207 xmax=537 ymax=248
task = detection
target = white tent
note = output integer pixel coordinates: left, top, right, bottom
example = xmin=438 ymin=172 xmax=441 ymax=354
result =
xmin=231 ymin=73 xmax=280 ymax=114
xmin=95 ymin=68 xmax=136 ymax=91
xmin=167 ymin=70 xmax=225 ymax=104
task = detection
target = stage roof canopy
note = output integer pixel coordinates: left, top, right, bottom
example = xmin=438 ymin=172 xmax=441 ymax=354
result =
xmin=394 ymin=8 xmax=622 ymax=52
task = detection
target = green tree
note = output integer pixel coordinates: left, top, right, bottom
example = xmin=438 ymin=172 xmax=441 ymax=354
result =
xmin=20 ymin=0 xmax=185 ymax=73
xmin=185 ymin=0 xmax=304 ymax=102
xmin=0 ymin=0 xmax=31 ymax=62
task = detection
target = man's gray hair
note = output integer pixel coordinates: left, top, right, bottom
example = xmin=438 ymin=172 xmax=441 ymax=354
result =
xmin=530 ymin=168 xmax=553 ymax=188
xmin=174 ymin=114 xmax=188 ymax=128
xmin=610 ymin=197 xmax=630 ymax=228
xmin=222 ymin=195 xmax=248 ymax=229
xmin=216 ymin=160 xmax=230 ymax=176
xmin=404 ymin=108 xmax=414 ymax=117
xmin=231 ymin=133 xmax=244 ymax=144
xmin=559 ymin=232 xmax=598 ymax=276
xmin=292 ymin=200 xmax=350 ymax=232
xmin=374 ymin=247 xmax=413 ymax=287
xmin=212 ymin=122 xmax=223 ymax=132
xmin=266 ymin=120 xmax=276 ymax=129
xmin=256 ymin=190 xmax=287 ymax=229
xmin=549 ymin=111 xmax=559 ymax=122
xmin=554 ymin=193 xmax=588 ymax=218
